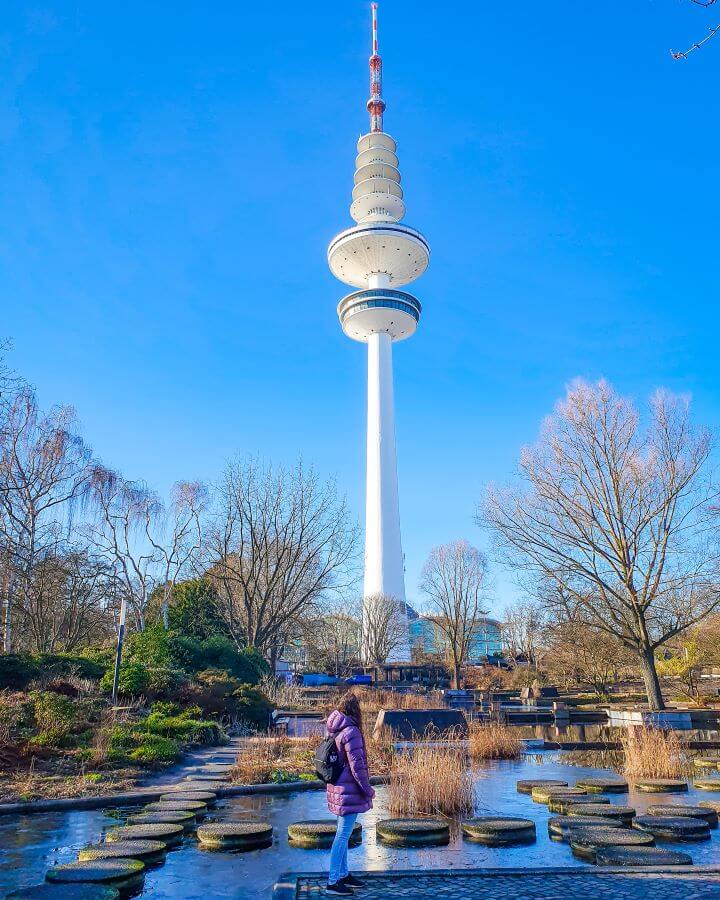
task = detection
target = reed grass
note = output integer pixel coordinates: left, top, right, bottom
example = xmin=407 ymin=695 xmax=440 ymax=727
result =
xmin=621 ymin=725 xmax=686 ymax=779
xmin=388 ymin=741 xmax=474 ymax=818
xmin=468 ymin=722 xmax=523 ymax=760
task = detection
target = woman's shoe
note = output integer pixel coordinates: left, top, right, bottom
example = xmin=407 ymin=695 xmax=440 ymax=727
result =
xmin=341 ymin=875 xmax=364 ymax=888
xmin=326 ymin=882 xmax=354 ymax=895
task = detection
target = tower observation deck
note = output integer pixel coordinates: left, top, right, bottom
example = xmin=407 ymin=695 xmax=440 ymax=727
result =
xmin=327 ymin=4 xmax=429 ymax=664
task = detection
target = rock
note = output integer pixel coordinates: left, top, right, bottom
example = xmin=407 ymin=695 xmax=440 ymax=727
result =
xmin=9 ymin=887 xmax=119 ymax=899
xmin=548 ymin=795 xmax=610 ymax=815
xmin=569 ymin=826 xmax=654 ymax=861
xmin=647 ymin=804 xmax=718 ymax=828
xmin=125 ymin=811 xmax=196 ymax=831
xmin=566 ymin=804 xmax=635 ymax=825
xmin=144 ymin=800 xmax=207 ymax=817
xmin=461 ymin=817 xmax=536 ymax=846
xmin=516 ymin=779 xmax=568 ymax=795
xmin=105 ymin=823 xmax=184 ymax=847
xmin=288 ymin=819 xmax=363 ymax=849
xmin=78 ymin=840 xmax=167 ymax=863
xmin=159 ymin=791 xmax=216 ymax=806
xmin=574 ymin=777 xmax=628 ymax=794
xmin=634 ymin=778 xmax=688 ymax=793
xmin=45 ymin=860 xmax=144 ymax=892
xmin=196 ymin=821 xmax=273 ymax=851
xmin=694 ymin=776 xmax=720 ymax=792
xmin=372 ymin=709 xmax=468 ymax=741
xmin=376 ymin=818 xmax=450 ymax=847
xmin=595 ymin=846 xmax=693 ymax=867
xmin=548 ymin=815 xmax=624 ymax=840
xmin=633 ymin=815 xmax=711 ymax=842
xmin=531 ymin=786 xmax=587 ymax=804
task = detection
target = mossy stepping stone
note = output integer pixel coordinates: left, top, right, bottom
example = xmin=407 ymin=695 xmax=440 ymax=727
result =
xmin=648 ymin=804 xmax=719 ymax=828
xmin=144 ymin=800 xmax=207 ymax=817
xmin=9 ymin=887 xmax=119 ymax=899
xmin=567 ymin=804 xmax=635 ymax=825
xmin=126 ymin=811 xmax=196 ymax=831
xmin=288 ymin=820 xmax=363 ymax=849
xmin=633 ymin=815 xmax=711 ymax=842
xmin=160 ymin=791 xmax=216 ymax=806
xmin=45 ymin=860 xmax=144 ymax=893
xmin=531 ymin=785 xmax=587 ymax=804
xmin=569 ymin=826 xmax=654 ymax=861
xmin=106 ymin=823 xmax=184 ymax=847
xmin=461 ymin=817 xmax=535 ymax=846
xmin=516 ymin=778 xmax=568 ymax=795
xmin=693 ymin=756 xmax=720 ymax=770
xmin=78 ymin=840 xmax=167 ymax=864
xmin=595 ymin=846 xmax=693 ymax=867
xmin=575 ymin=777 xmax=628 ymax=794
xmin=634 ymin=778 xmax=688 ymax=793
xmin=196 ymin=821 xmax=273 ymax=850
xmin=548 ymin=815 xmax=624 ymax=840
xmin=376 ymin=818 xmax=450 ymax=847
xmin=548 ymin=795 xmax=610 ymax=815
xmin=694 ymin=776 xmax=720 ymax=791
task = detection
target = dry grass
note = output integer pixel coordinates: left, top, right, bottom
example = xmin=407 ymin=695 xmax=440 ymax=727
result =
xmin=388 ymin=741 xmax=474 ymax=818
xmin=468 ymin=722 xmax=523 ymax=760
xmin=621 ymin=725 xmax=686 ymax=779
xmin=230 ymin=733 xmax=321 ymax=785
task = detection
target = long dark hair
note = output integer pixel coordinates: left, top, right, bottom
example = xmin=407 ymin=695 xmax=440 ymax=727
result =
xmin=336 ymin=691 xmax=363 ymax=732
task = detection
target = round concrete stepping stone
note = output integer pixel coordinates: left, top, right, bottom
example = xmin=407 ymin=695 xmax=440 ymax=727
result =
xmin=633 ymin=815 xmax=711 ymax=842
xmin=647 ymin=804 xmax=718 ymax=828
xmin=634 ymin=778 xmax=688 ymax=793
xmin=575 ymin=777 xmax=628 ymax=794
xmin=199 ymin=764 xmax=232 ymax=775
xmin=595 ymin=845 xmax=693 ymax=867
xmin=288 ymin=819 xmax=363 ymax=849
xmin=461 ymin=817 xmax=536 ymax=846
xmin=548 ymin=795 xmax=610 ymax=815
xmin=516 ymin=778 xmax=568 ymax=795
xmin=45 ymin=860 xmax=144 ymax=892
xmin=694 ymin=776 xmax=720 ymax=791
xmin=567 ymin=804 xmax=635 ymax=825
xmin=531 ymin=785 xmax=587 ymax=804
xmin=9 ymin=887 xmax=119 ymax=899
xmin=159 ymin=791 xmax=216 ymax=806
xmin=182 ymin=777 xmax=223 ymax=789
xmin=376 ymin=818 xmax=450 ymax=847
xmin=569 ymin=826 xmax=654 ymax=861
xmin=126 ymin=810 xmax=196 ymax=830
xmin=693 ymin=756 xmax=720 ymax=770
xmin=196 ymin=821 xmax=273 ymax=850
xmin=106 ymin=823 xmax=184 ymax=847
xmin=548 ymin=815 xmax=624 ymax=840
xmin=144 ymin=800 xmax=207 ymax=817
xmin=78 ymin=840 xmax=167 ymax=864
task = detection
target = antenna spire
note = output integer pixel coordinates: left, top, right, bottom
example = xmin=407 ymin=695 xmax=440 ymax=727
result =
xmin=367 ymin=3 xmax=385 ymax=133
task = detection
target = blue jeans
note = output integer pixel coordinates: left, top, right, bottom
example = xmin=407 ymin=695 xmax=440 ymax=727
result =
xmin=328 ymin=813 xmax=359 ymax=885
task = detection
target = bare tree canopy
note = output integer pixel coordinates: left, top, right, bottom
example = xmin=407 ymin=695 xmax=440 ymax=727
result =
xmin=362 ymin=592 xmax=407 ymax=666
xmin=205 ymin=458 xmax=358 ymax=664
xmin=672 ymin=0 xmax=720 ymax=59
xmin=419 ymin=540 xmax=489 ymax=688
xmin=501 ymin=596 xmax=547 ymax=670
xmin=483 ymin=379 xmax=720 ymax=710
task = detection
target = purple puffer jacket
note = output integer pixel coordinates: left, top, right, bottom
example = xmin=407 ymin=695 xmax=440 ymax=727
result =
xmin=325 ymin=710 xmax=375 ymax=816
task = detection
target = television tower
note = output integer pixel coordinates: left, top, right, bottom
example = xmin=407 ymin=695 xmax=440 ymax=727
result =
xmin=328 ymin=3 xmax=430 ymax=663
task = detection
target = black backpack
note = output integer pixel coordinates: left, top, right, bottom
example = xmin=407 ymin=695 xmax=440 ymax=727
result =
xmin=314 ymin=735 xmax=344 ymax=784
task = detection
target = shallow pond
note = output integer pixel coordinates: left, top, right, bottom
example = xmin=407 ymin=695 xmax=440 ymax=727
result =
xmin=3 ymin=754 xmax=720 ymax=898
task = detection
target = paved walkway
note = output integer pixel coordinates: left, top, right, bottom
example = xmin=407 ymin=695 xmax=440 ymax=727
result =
xmin=273 ymin=866 xmax=720 ymax=899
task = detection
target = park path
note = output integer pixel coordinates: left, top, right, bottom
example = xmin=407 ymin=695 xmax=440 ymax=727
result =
xmin=136 ymin=734 xmax=244 ymax=788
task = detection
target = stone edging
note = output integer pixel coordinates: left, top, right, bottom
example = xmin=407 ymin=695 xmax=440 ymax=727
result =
xmin=0 ymin=775 xmax=389 ymax=817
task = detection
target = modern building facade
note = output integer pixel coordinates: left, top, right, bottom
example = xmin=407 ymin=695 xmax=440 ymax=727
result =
xmin=328 ymin=5 xmax=429 ymax=663
xmin=407 ymin=606 xmax=503 ymax=662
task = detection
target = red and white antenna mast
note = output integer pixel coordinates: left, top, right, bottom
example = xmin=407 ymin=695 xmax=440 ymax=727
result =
xmin=367 ymin=3 xmax=385 ymax=133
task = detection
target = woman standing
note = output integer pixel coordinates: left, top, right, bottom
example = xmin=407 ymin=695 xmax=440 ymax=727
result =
xmin=324 ymin=692 xmax=374 ymax=895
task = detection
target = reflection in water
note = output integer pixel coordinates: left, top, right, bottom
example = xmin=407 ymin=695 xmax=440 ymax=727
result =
xmin=3 ymin=754 xmax=720 ymax=899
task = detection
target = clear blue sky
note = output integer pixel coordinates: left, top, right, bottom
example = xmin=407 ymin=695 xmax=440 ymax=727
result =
xmin=2 ymin=1 xmax=719 ymax=617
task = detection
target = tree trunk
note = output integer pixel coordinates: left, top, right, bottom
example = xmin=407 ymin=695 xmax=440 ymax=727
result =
xmin=453 ymin=661 xmax=461 ymax=690
xmin=638 ymin=644 xmax=665 ymax=711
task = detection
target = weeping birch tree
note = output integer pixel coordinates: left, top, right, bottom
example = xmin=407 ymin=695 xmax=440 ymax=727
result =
xmin=483 ymin=380 xmax=720 ymax=711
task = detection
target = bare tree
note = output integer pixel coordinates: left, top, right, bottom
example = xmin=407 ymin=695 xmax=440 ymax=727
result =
xmin=302 ymin=597 xmax=361 ymax=676
xmin=501 ymin=596 xmax=547 ymax=670
xmin=483 ymin=379 xmax=720 ymax=710
xmin=672 ymin=0 xmax=719 ymax=59
xmin=419 ymin=540 xmax=489 ymax=688
xmin=362 ymin=592 xmax=407 ymax=666
xmin=205 ymin=458 xmax=358 ymax=666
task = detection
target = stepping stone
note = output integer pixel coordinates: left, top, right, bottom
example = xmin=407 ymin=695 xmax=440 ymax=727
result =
xmin=106 ymin=823 xmax=184 ymax=847
xmin=531 ymin=785 xmax=587 ymax=804
xmin=516 ymin=778 xmax=568 ymax=795
xmin=575 ymin=777 xmax=628 ymax=794
xmin=595 ymin=845 xmax=693 ymax=867
xmin=569 ymin=826 xmax=654 ymax=861
xmin=78 ymin=840 xmax=167 ymax=864
xmin=634 ymin=778 xmax=688 ymax=793
xmin=196 ymin=821 xmax=273 ymax=851
xmin=9 ymin=887 xmax=119 ymax=899
xmin=376 ymin=818 xmax=450 ymax=847
xmin=126 ymin=811 xmax=196 ymax=831
xmin=647 ymin=804 xmax=719 ymax=828
xmin=567 ymin=804 xmax=635 ymax=825
xmin=182 ymin=778 xmax=223 ymax=789
xmin=633 ymin=815 xmax=711 ymax=842
xmin=694 ymin=756 xmax=720 ymax=770
xmin=548 ymin=815 xmax=624 ymax=840
xmin=45 ymin=860 xmax=144 ymax=894
xmin=144 ymin=800 xmax=207 ymax=817
xmin=160 ymin=791 xmax=216 ymax=806
xmin=548 ymin=795 xmax=610 ymax=815
xmin=199 ymin=764 xmax=233 ymax=776
xmin=461 ymin=817 xmax=536 ymax=846
xmin=694 ymin=776 xmax=720 ymax=791
xmin=288 ymin=820 xmax=363 ymax=849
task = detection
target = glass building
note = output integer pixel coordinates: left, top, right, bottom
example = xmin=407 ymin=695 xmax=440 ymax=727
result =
xmin=407 ymin=605 xmax=503 ymax=661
